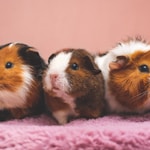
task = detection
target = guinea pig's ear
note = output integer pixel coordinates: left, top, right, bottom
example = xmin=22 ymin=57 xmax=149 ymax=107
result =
xmin=109 ymin=56 xmax=129 ymax=71
xmin=25 ymin=50 xmax=46 ymax=69
xmin=18 ymin=44 xmax=47 ymax=78
xmin=18 ymin=45 xmax=45 ymax=67
xmin=83 ymin=56 xmax=101 ymax=75
xmin=48 ymin=53 xmax=56 ymax=64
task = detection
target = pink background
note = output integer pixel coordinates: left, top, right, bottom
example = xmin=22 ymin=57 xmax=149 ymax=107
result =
xmin=0 ymin=0 xmax=150 ymax=60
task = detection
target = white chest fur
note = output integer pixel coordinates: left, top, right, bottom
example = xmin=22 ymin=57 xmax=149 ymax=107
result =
xmin=52 ymin=89 xmax=78 ymax=124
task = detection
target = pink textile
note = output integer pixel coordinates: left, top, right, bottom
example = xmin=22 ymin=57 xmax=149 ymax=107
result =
xmin=0 ymin=113 xmax=150 ymax=150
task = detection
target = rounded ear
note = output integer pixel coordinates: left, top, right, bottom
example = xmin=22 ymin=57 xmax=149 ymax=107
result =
xmin=48 ymin=53 xmax=56 ymax=64
xmin=83 ymin=56 xmax=101 ymax=75
xmin=24 ymin=50 xmax=46 ymax=69
xmin=17 ymin=44 xmax=47 ymax=79
xmin=109 ymin=56 xmax=129 ymax=71
xmin=18 ymin=44 xmax=46 ymax=68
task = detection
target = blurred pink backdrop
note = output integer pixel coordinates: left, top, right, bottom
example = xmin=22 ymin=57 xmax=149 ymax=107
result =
xmin=0 ymin=0 xmax=150 ymax=60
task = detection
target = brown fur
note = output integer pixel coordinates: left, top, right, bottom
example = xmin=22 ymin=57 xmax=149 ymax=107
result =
xmin=109 ymin=50 xmax=150 ymax=110
xmin=0 ymin=43 xmax=46 ymax=120
xmin=66 ymin=50 xmax=105 ymax=118
xmin=44 ymin=49 xmax=105 ymax=124
xmin=45 ymin=92 xmax=70 ymax=111
xmin=0 ymin=46 xmax=24 ymax=92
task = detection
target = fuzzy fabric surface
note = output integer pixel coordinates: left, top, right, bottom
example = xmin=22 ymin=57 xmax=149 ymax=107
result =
xmin=0 ymin=113 xmax=150 ymax=150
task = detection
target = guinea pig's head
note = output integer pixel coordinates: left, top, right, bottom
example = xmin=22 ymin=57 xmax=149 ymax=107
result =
xmin=109 ymin=50 xmax=150 ymax=109
xmin=43 ymin=48 xmax=101 ymax=96
xmin=0 ymin=43 xmax=46 ymax=109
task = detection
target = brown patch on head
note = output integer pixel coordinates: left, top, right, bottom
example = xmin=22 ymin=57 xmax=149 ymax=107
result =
xmin=65 ymin=49 xmax=102 ymax=95
xmin=131 ymin=50 xmax=150 ymax=65
xmin=109 ymin=50 xmax=150 ymax=110
xmin=0 ymin=44 xmax=24 ymax=92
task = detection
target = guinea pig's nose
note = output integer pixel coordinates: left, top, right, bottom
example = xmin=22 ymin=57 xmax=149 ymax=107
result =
xmin=50 ymin=74 xmax=58 ymax=81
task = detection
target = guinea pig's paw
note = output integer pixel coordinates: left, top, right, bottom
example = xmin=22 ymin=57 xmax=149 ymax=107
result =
xmin=52 ymin=110 xmax=69 ymax=125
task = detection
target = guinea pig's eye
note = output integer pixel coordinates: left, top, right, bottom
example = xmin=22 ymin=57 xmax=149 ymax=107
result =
xmin=71 ymin=63 xmax=79 ymax=70
xmin=138 ymin=64 xmax=149 ymax=73
xmin=5 ymin=62 xmax=14 ymax=69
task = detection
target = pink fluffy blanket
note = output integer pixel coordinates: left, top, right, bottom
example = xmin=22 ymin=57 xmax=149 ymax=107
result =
xmin=0 ymin=113 xmax=150 ymax=150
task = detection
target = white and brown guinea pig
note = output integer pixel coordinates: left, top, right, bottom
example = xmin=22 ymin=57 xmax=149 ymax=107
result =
xmin=43 ymin=48 xmax=105 ymax=125
xmin=0 ymin=43 xmax=47 ymax=120
xmin=95 ymin=37 xmax=150 ymax=114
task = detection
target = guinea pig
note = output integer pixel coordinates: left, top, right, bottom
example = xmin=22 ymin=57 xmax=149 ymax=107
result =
xmin=0 ymin=43 xmax=47 ymax=120
xmin=95 ymin=37 xmax=150 ymax=114
xmin=43 ymin=48 xmax=105 ymax=125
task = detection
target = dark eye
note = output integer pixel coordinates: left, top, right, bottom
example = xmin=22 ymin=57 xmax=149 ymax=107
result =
xmin=138 ymin=64 xmax=149 ymax=73
xmin=5 ymin=62 xmax=14 ymax=69
xmin=71 ymin=63 xmax=79 ymax=70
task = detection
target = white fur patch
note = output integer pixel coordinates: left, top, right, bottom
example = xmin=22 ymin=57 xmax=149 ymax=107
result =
xmin=95 ymin=40 xmax=150 ymax=81
xmin=53 ymin=110 xmax=70 ymax=125
xmin=43 ymin=52 xmax=72 ymax=92
xmin=8 ymin=43 xmax=15 ymax=48
xmin=95 ymin=40 xmax=150 ymax=113
xmin=21 ymin=65 xmax=34 ymax=95
xmin=9 ymin=42 xmax=25 ymax=50
xmin=43 ymin=52 xmax=79 ymax=121
xmin=112 ymin=40 xmax=150 ymax=56
xmin=48 ymin=89 xmax=78 ymax=125
xmin=0 ymin=65 xmax=34 ymax=109
xmin=95 ymin=54 xmax=111 ymax=81
xmin=8 ymin=42 xmax=19 ymax=48
xmin=53 ymin=108 xmax=78 ymax=125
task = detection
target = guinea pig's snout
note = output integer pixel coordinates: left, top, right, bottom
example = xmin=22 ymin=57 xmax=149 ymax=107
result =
xmin=50 ymin=74 xmax=58 ymax=81
xmin=50 ymin=74 xmax=58 ymax=85
xmin=49 ymin=74 xmax=60 ymax=89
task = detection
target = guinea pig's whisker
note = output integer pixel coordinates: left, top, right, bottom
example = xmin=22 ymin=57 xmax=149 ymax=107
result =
xmin=130 ymin=90 xmax=148 ymax=103
xmin=130 ymin=81 xmax=150 ymax=103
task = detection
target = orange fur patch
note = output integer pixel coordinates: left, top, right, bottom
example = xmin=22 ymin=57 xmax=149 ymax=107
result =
xmin=0 ymin=45 xmax=24 ymax=92
xmin=109 ymin=50 xmax=150 ymax=110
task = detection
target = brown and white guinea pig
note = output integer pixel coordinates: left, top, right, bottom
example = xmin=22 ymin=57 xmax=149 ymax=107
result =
xmin=0 ymin=43 xmax=47 ymax=120
xmin=43 ymin=48 xmax=105 ymax=124
xmin=95 ymin=37 xmax=150 ymax=114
